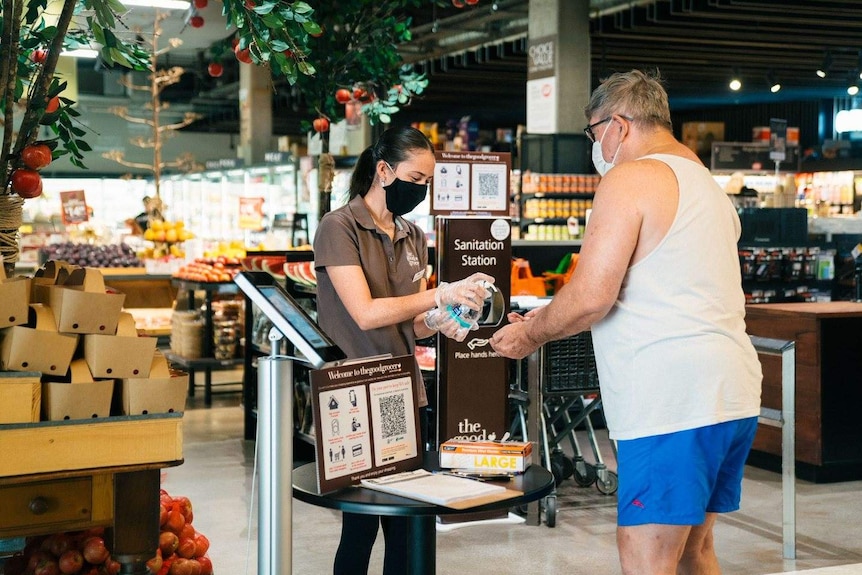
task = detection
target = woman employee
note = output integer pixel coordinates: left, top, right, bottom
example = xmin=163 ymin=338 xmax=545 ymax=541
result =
xmin=313 ymin=125 xmax=493 ymax=575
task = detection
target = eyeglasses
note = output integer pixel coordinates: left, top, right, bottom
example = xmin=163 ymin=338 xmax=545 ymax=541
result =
xmin=583 ymin=115 xmax=634 ymax=143
xmin=583 ymin=117 xmax=612 ymax=143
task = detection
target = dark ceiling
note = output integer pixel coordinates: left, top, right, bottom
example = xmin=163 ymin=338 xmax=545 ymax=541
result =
xmin=158 ymin=0 xmax=862 ymax=136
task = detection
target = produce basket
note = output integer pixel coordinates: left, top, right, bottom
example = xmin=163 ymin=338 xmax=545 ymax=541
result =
xmin=517 ymin=331 xmax=599 ymax=395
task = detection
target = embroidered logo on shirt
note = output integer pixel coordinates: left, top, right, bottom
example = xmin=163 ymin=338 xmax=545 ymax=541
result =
xmin=405 ymin=250 xmax=420 ymax=268
xmin=631 ymin=499 xmax=646 ymax=509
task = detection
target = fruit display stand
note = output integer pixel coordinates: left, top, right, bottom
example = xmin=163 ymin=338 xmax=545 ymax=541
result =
xmin=165 ymin=279 xmax=244 ymax=406
xmin=0 ymin=413 xmax=183 ymax=574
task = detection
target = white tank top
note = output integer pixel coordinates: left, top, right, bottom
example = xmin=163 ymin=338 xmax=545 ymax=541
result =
xmin=591 ymin=154 xmax=762 ymax=440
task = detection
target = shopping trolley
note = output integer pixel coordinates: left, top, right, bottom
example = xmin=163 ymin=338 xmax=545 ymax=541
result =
xmin=509 ymin=331 xmax=618 ymax=527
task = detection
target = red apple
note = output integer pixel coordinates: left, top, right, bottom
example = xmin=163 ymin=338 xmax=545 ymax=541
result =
xmin=21 ymin=143 xmax=52 ymax=170
xmin=58 ymin=550 xmax=84 ymax=574
xmin=30 ymin=49 xmax=47 ymax=63
xmin=177 ymin=537 xmax=197 ymax=559
xmin=159 ymin=531 xmax=180 ymax=557
xmin=45 ymin=96 xmax=60 ymax=113
xmin=207 ymin=62 xmax=223 ymax=77
xmin=189 ymin=15 xmax=204 ymax=28
xmin=82 ymin=536 xmax=110 ymax=565
xmin=193 ymin=0 xmax=207 ymax=7
xmin=11 ymin=168 xmax=42 ymax=198
xmin=197 ymin=556 xmax=213 ymax=575
xmin=312 ymin=117 xmax=330 ymax=132
xmin=335 ymin=88 xmax=352 ymax=104
xmin=193 ymin=533 xmax=210 ymax=557
xmin=234 ymin=44 xmax=252 ymax=64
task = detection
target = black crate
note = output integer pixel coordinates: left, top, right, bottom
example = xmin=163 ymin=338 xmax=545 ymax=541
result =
xmin=516 ymin=332 xmax=600 ymax=395
xmin=543 ymin=332 xmax=600 ymax=394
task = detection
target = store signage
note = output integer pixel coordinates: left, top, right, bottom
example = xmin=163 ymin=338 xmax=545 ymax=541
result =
xmin=710 ymin=142 xmax=800 ymax=173
xmin=527 ymin=35 xmax=556 ymax=80
xmin=526 ymin=77 xmax=557 ymax=135
xmin=769 ymin=118 xmax=788 ymax=162
xmin=238 ymin=197 xmax=265 ymax=230
xmin=59 ymin=190 xmax=88 ymax=226
xmin=434 ymin=217 xmax=512 ymax=447
xmin=205 ymin=158 xmax=245 ymax=170
xmin=264 ymin=151 xmax=291 ymax=164
xmin=431 ymin=151 xmax=511 ymax=217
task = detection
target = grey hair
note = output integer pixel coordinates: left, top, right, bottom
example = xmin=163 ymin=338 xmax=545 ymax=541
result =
xmin=584 ymin=69 xmax=673 ymax=132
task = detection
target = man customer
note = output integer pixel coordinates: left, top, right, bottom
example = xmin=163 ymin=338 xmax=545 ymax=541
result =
xmin=490 ymin=69 xmax=762 ymax=575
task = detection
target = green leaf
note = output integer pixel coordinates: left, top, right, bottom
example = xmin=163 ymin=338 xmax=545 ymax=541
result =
xmin=291 ymin=1 xmax=313 ymax=15
xmin=378 ymin=113 xmax=391 ymax=124
xmin=302 ymin=21 xmax=321 ymax=35
xmin=76 ymin=140 xmax=93 ymax=152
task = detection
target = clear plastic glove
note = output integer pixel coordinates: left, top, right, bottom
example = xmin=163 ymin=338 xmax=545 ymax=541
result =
xmin=434 ymin=272 xmax=495 ymax=312
xmin=423 ymin=307 xmax=477 ymax=342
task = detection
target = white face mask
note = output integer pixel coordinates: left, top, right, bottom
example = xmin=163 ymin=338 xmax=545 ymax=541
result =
xmin=591 ymin=118 xmax=622 ymax=177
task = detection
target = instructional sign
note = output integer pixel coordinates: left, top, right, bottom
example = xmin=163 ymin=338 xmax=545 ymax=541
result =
xmin=434 ymin=217 xmax=512 ymax=446
xmin=310 ymin=355 xmax=423 ymax=494
xmin=431 ymin=151 xmax=511 ymax=217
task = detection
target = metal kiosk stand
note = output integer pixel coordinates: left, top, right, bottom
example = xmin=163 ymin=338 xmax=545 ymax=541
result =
xmin=234 ymin=271 xmax=348 ymax=575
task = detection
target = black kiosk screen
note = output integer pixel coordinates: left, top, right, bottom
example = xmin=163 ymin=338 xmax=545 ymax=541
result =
xmin=258 ymin=286 xmax=330 ymax=348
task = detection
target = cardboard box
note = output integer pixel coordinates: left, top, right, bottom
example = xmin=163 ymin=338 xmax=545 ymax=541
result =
xmin=42 ymin=358 xmax=114 ymax=421
xmin=0 ymin=371 xmax=41 ymax=424
xmin=49 ymin=267 xmax=125 ymax=334
xmin=83 ymin=312 xmax=157 ymax=379
xmin=0 ymin=305 xmax=78 ymax=376
xmin=0 ymin=264 xmax=31 ymax=328
xmin=439 ymin=439 xmax=533 ymax=473
xmin=120 ymin=352 xmax=188 ymax=415
xmin=30 ymin=260 xmax=73 ymax=304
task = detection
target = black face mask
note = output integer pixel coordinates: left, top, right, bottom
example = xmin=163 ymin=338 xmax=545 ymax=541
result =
xmin=383 ymin=164 xmax=428 ymax=216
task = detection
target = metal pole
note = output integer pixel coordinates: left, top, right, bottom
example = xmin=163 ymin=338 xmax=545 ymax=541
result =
xmin=258 ymin=329 xmax=293 ymax=575
xmin=750 ymin=335 xmax=796 ymax=560
xmin=780 ymin=342 xmax=796 ymax=560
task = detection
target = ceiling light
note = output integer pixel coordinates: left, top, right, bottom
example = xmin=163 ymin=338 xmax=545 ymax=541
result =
xmin=848 ymin=85 xmax=859 ymax=96
xmin=61 ymin=48 xmax=99 ymax=59
xmin=121 ymin=0 xmax=191 ymax=9
xmin=729 ymin=69 xmax=741 ymax=91
xmin=816 ymin=50 xmax=832 ymax=78
xmin=766 ymin=71 xmax=781 ymax=93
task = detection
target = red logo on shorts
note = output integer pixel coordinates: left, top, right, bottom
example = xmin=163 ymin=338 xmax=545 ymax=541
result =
xmin=631 ymin=499 xmax=645 ymax=509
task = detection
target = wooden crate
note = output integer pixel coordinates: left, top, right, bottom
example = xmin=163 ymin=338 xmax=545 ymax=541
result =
xmin=0 ymin=371 xmax=41 ymax=424
xmin=0 ymin=413 xmax=183 ymax=478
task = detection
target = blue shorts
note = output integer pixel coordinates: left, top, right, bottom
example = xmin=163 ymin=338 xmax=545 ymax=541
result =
xmin=616 ymin=417 xmax=758 ymax=527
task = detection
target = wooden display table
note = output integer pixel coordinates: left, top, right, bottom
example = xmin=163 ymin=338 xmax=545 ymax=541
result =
xmin=745 ymin=302 xmax=862 ymax=482
xmin=0 ymin=414 xmax=183 ymax=574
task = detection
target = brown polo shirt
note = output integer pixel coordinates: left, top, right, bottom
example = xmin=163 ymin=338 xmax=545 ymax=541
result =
xmin=314 ymin=195 xmax=429 ymax=406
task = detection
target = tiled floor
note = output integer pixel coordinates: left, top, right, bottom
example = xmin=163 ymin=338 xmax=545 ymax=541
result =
xmin=167 ymin=389 xmax=862 ymax=575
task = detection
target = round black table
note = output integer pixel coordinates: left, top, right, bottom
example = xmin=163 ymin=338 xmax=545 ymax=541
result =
xmin=292 ymin=454 xmax=554 ymax=575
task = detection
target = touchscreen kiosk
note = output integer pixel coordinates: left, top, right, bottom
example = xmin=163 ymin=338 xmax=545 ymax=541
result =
xmin=234 ymin=271 xmax=347 ymax=368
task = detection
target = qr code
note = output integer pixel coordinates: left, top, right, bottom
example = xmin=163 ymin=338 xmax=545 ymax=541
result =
xmin=477 ymin=172 xmax=499 ymax=197
xmin=379 ymin=394 xmax=407 ymax=439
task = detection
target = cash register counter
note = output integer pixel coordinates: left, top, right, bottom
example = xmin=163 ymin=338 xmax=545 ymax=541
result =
xmin=745 ymin=301 xmax=862 ymax=482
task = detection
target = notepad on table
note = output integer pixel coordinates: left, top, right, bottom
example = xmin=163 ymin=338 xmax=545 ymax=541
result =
xmin=360 ymin=469 xmax=512 ymax=508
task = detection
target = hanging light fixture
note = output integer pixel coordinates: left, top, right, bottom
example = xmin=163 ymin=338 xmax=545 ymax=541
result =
xmin=848 ymin=71 xmax=860 ymax=96
xmin=816 ymin=50 xmax=832 ymax=78
xmin=728 ymin=68 xmax=742 ymax=91
xmin=766 ymin=70 xmax=781 ymax=93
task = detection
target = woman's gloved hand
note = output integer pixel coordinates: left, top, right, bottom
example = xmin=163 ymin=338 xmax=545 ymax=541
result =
xmin=423 ymin=308 xmax=476 ymax=342
xmin=434 ymin=272 xmax=495 ymax=311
